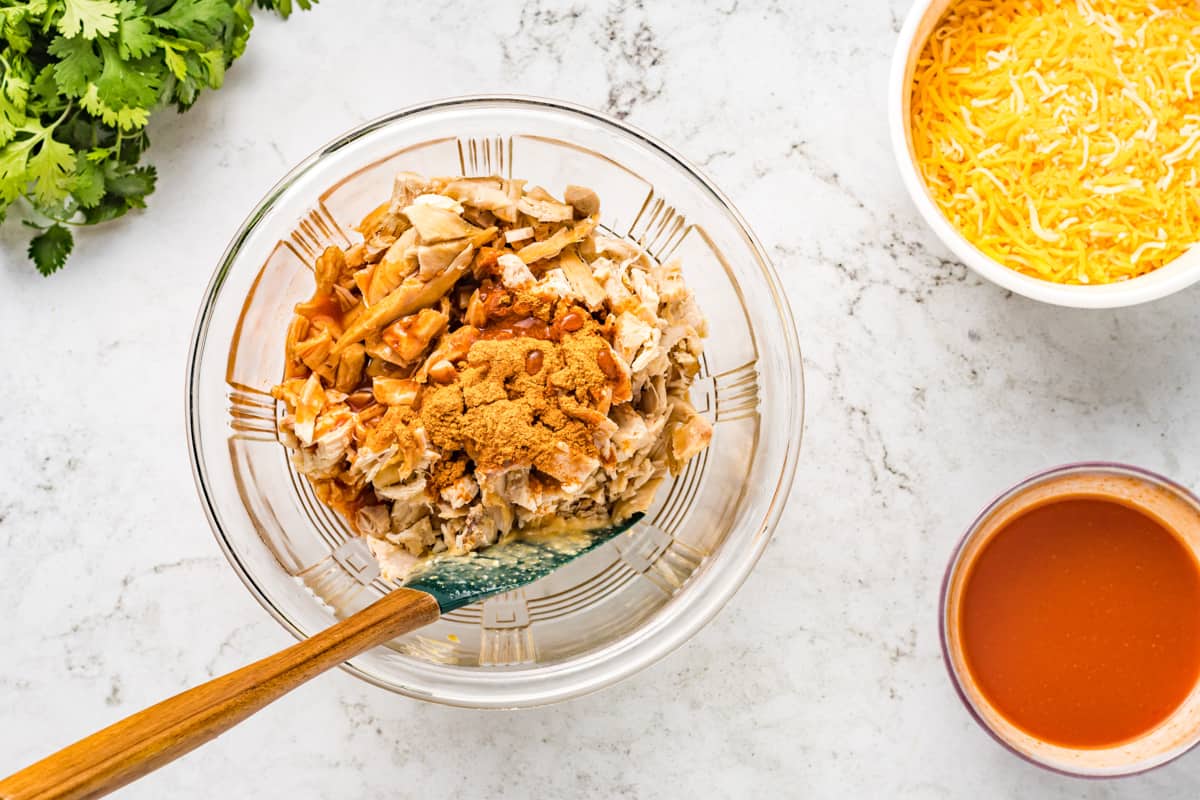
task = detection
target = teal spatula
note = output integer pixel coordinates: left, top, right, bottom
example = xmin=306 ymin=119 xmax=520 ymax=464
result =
xmin=0 ymin=514 xmax=642 ymax=800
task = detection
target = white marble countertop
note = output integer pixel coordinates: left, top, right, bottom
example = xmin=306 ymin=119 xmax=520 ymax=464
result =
xmin=4 ymin=0 xmax=1200 ymax=796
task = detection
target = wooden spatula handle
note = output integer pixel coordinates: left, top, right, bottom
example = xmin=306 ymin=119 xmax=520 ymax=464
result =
xmin=0 ymin=588 xmax=441 ymax=800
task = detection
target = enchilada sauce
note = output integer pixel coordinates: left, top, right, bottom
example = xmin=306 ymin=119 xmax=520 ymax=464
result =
xmin=959 ymin=497 xmax=1200 ymax=748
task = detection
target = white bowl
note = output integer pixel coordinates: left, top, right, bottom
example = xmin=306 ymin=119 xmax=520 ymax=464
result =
xmin=889 ymin=0 xmax=1200 ymax=309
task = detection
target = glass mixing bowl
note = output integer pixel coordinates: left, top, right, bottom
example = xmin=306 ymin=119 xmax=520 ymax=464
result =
xmin=186 ymin=96 xmax=803 ymax=707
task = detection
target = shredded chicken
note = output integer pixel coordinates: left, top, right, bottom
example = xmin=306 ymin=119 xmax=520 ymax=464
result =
xmin=273 ymin=173 xmax=711 ymax=581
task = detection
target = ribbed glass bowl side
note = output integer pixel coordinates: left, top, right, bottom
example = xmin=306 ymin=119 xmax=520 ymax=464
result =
xmin=186 ymin=96 xmax=803 ymax=707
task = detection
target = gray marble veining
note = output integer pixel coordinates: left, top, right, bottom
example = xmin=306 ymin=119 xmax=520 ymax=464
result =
xmin=4 ymin=0 xmax=1200 ymax=796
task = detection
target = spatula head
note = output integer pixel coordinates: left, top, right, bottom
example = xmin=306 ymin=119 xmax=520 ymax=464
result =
xmin=404 ymin=513 xmax=644 ymax=612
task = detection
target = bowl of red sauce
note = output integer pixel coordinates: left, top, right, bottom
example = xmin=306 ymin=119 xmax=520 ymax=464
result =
xmin=942 ymin=463 xmax=1200 ymax=777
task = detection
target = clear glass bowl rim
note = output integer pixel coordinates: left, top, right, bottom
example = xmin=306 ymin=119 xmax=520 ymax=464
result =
xmin=185 ymin=95 xmax=805 ymax=706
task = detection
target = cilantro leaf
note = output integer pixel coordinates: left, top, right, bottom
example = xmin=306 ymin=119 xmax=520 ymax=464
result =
xmin=115 ymin=1 xmax=158 ymax=59
xmin=4 ymin=0 xmax=51 ymax=20
xmin=94 ymin=40 xmax=162 ymax=109
xmin=0 ymin=132 xmax=38 ymax=203
xmin=77 ymin=163 xmax=156 ymax=224
xmin=78 ymin=196 xmax=129 ymax=225
xmin=258 ymin=0 xmax=316 ymax=19
xmin=0 ymin=113 xmax=17 ymax=148
xmin=0 ymin=2 xmax=49 ymax=52
xmin=153 ymin=0 xmax=234 ymax=39
xmin=0 ymin=54 xmax=35 ymax=142
xmin=71 ymin=155 xmax=106 ymax=207
xmin=3 ymin=69 xmax=31 ymax=111
xmin=80 ymin=83 xmax=151 ymax=130
xmin=49 ymin=36 xmax=103 ymax=98
xmin=199 ymin=48 xmax=225 ymax=88
xmin=161 ymin=46 xmax=188 ymax=80
xmin=4 ymin=21 xmax=33 ymax=52
xmin=26 ymin=135 xmax=75 ymax=204
xmin=58 ymin=114 xmax=118 ymax=152
xmin=79 ymin=194 xmax=131 ymax=224
xmin=27 ymin=224 xmax=74 ymax=276
xmin=58 ymin=0 xmax=121 ymax=40
xmin=0 ymin=87 xmax=25 ymax=147
xmin=104 ymin=163 xmax=155 ymax=200
xmin=30 ymin=64 xmax=60 ymax=107
xmin=230 ymin=2 xmax=254 ymax=59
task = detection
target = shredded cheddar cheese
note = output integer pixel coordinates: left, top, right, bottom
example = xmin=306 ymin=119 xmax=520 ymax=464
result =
xmin=911 ymin=0 xmax=1200 ymax=284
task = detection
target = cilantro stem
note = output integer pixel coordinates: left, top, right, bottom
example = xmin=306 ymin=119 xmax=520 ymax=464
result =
xmin=47 ymin=103 xmax=73 ymax=132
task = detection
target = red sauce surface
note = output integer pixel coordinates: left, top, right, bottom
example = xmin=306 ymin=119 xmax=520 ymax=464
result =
xmin=959 ymin=497 xmax=1200 ymax=748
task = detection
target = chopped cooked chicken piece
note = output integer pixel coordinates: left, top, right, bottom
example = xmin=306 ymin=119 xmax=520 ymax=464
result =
xmin=610 ymin=404 xmax=653 ymax=458
xmin=334 ymin=251 xmax=471 ymax=350
xmin=516 ymin=218 xmax=596 ymax=264
xmin=312 ymin=409 xmax=355 ymax=464
xmin=344 ymin=243 xmax=367 ymax=268
xmin=351 ymin=443 xmax=399 ymax=483
xmin=416 ymin=325 xmax=480 ymax=380
xmin=365 ymin=229 xmax=420 ymax=304
xmin=314 ymin=247 xmax=345 ymax=294
xmin=590 ymin=235 xmax=632 ymax=259
xmin=356 ymin=505 xmax=392 ymax=538
xmin=592 ymin=257 xmax=633 ymax=310
xmin=498 ymin=253 xmax=536 ymax=289
xmin=612 ymin=311 xmax=656 ymax=367
xmin=362 ymin=232 xmax=398 ymax=263
xmin=363 ymin=333 xmax=407 ymax=366
xmin=517 ymin=192 xmax=574 ymax=222
xmin=441 ymin=178 xmax=515 ymax=216
xmin=674 ymin=294 xmax=708 ymax=338
xmin=481 ymin=466 xmax=537 ymax=512
xmin=417 ymin=240 xmax=467 ymax=280
xmin=630 ymin=332 xmax=664 ymax=374
xmin=367 ymin=536 xmax=421 ymax=582
xmin=372 ymin=377 xmax=419 ymax=406
xmin=629 ymin=268 xmax=661 ymax=311
xmin=455 ymin=503 xmax=508 ymax=553
xmin=333 ymin=344 xmax=365 ymax=393
xmin=540 ymin=442 xmax=600 ymax=492
xmin=669 ymin=400 xmax=713 ymax=470
xmin=558 ymin=246 xmax=607 ymax=310
xmin=413 ymin=193 xmax=465 ymax=214
xmin=375 ymin=475 xmax=427 ymax=503
xmin=614 ymin=476 xmax=663 ymax=519
xmin=533 ymin=268 xmax=573 ymax=302
xmin=389 ymin=515 xmax=436 ymax=556
xmin=388 ymin=172 xmax=431 ymax=217
xmin=294 ymin=329 xmax=335 ymax=380
xmin=381 ymin=308 xmax=448 ymax=363
xmin=441 ymin=474 xmax=480 ymax=509
xmin=655 ymin=258 xmax=690 ymax=303
xmin=390 ymin=498 xmax=429 ymax=537
xmin=293 ymin=374 xmax=326 ymax=446
xmin=402 ymin=203 xmax=481 ymax=243
xmin=564 ymin=185 xmax=600 ymax=218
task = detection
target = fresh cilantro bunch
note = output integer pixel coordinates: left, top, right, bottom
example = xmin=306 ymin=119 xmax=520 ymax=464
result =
xmin=0 ymin=0 xmax=314 ymax=274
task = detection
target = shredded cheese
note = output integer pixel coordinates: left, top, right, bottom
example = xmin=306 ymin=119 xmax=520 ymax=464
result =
xmin=911 ymin=0 xmax=1200 ymax=283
